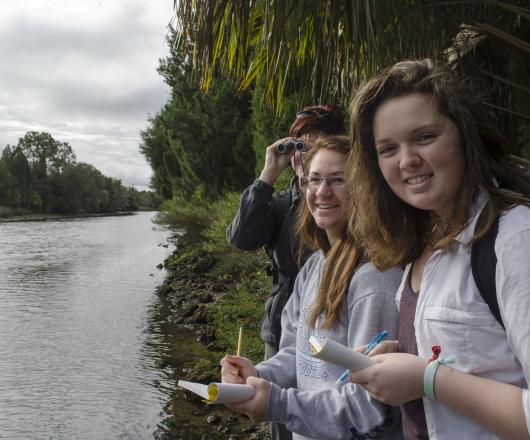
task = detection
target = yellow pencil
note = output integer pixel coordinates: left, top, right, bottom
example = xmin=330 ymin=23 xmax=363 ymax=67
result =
xmin=235 ymin=327 xmax=243 ymax=379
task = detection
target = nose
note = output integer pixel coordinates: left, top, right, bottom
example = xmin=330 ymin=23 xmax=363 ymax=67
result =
xmin=399 ymin=145 xmax=421 ymax=170
xmin=315 ymin=179 xmax=332 ymax=196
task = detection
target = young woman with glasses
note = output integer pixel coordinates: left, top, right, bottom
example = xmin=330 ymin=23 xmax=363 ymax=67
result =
xmin=226 ymin=104 xmax=345 ymax=440
xmin=220 ymin=136 xmax=403 ymax=440
xmin=347 ymin=59 xmax=530 ymax=440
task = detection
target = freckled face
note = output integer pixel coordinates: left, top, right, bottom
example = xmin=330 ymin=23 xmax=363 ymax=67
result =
xmin=305 ymin=148 xmax=348 ymax=245
xmin=373 ymin=93 xmax=466 ymax=216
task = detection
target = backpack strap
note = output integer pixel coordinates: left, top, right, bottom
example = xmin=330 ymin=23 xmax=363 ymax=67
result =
xmin=265 ymin=186 xmax=294 ymax=285
xmin=471 ymin=209 xmax=504 ymax=329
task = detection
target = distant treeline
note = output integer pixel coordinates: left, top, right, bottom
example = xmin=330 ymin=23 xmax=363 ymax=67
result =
xmin=0 ymin=131 xmax=159 ymax=215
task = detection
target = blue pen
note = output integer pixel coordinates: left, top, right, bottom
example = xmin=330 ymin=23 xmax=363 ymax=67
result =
xmin=335 ymin=330 xmax=388 ymax=385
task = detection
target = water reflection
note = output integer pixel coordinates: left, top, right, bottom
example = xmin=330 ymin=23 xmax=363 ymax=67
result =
xmin=0 ymin=213 xmax=175 ymax=439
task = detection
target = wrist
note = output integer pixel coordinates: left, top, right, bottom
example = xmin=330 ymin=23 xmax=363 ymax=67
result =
xmin=423 ymin=346 xmax=455 ymax=399
xmin=259 ymin=168 xmax=280 ymax=186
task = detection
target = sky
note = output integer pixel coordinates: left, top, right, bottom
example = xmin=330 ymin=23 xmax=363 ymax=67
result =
xmin=0 ymin=1 xmax=173 ymax=190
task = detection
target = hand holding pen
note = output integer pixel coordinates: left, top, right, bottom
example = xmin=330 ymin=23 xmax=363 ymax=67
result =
xmin=336 ymin=330 xmax=388 ymax=385
xmin=362 ymin=330 xmax=388 ymax=355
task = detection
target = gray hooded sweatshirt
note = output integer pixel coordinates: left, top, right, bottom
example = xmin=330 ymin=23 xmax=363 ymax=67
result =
xmin=256 ymin=251 xmax=403 ymax=440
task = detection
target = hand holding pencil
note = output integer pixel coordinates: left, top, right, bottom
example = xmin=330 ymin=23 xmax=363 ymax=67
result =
xmin=219 ymin=327 xmax=257 ymax=385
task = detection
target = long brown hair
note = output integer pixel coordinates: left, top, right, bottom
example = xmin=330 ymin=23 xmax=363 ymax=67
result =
xmin=348 ymin=59 xmax=530 ymax=270
xmin=296 ymin=135 xmax=363 ymax=329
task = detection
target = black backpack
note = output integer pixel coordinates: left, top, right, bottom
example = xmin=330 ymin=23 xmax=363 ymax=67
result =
xmin=471 ymin=209 xmax=504 ymax=329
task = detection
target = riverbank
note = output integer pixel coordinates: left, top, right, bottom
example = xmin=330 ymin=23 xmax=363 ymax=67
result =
xmin=154 ymin=198 xmax=273 ymax=439
xmin=0 ymin=211 xmax=136 ymax=223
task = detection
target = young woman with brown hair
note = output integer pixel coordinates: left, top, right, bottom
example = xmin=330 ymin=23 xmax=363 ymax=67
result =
xmin=347 ymin=59 xmax=530 ymax=440
xmin=220 ymin=136 xmax=403 ymax=439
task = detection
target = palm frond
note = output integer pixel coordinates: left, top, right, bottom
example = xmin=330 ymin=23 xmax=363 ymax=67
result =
xmin=172 ymin=0 xmax=529 ymax=116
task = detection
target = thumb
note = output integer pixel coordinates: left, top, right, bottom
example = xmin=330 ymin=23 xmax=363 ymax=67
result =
xmin=354 ymin=344 xmax=367 ymax=353
xmin=246 ymin=376 xmax=271 ymax=396
xmin=246 ymin=376 xmax=261 ymax=387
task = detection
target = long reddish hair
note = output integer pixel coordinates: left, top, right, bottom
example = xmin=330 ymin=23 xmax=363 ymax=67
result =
xmin=296 ymin=135 xmax=363 ymax=329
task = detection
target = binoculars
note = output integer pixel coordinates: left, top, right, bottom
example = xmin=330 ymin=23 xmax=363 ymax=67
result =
xmin=276 ymin=139 xmax=305 ymax=154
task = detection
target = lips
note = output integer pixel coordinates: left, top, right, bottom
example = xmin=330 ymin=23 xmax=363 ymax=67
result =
xmin=405 ymin=174 xmax=433 ymax=185
xmin=316 ymin=204 xmax=339 ymax=209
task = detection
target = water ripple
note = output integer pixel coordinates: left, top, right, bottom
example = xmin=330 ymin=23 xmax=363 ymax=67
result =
xmin=0 ymin=213 xmax=174 ymax=439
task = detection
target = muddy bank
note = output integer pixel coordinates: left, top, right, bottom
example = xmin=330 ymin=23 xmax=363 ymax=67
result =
xmin=154 ymin=233 xmax=271 ymax=440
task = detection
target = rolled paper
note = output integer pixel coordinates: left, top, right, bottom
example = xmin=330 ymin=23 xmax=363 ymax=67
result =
xmin=309 ymin=336 xmax=375 ymax=372
xmin=178 ymin=380 xmax=255 ymax=404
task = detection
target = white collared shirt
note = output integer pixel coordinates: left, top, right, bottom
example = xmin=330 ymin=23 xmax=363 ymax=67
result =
xmin=396 ymin=200 xmax=530 ymax=439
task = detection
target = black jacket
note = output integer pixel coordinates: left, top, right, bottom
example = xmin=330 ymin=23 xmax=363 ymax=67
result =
xmin=227 ymin=177 xmax=300 ymax=349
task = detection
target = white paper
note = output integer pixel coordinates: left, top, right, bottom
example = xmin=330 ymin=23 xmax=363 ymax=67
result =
xmin=178 ymin=380 xmax=255 ymax=404
xmin=310 ymin=337 xmax=375 ymax=372
xmin=178 ymin=380 xmax=209 ymax=399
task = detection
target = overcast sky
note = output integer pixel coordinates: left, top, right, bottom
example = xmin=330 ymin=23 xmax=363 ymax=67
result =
xmin=0 ymin=1 xmax=173 ymax=190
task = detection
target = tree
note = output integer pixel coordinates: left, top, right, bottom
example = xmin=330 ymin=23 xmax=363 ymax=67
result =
xmin=17 ymin=131 xmax=76 ymax=178
xmin=15 ymin=132 xmax=77 ymax=211
xmin=0 ymin=160 xmax=16 ymax=206
xmin=172 ymin=1 xmax=529 ymax=154
xmin=2 ymin=146 xmax=32 ymax=207
xmin=140 ymin=35 xmax=256 ymax=200
xmin=163 ymin=77 xmax=255 ymax=198
xmin=140 ymin=110 xmax=180 ymax=199
xmin=102 ymin=177 xmax=128 ymax=212
xmin=1 ymin=133 xmax=135 ymax=214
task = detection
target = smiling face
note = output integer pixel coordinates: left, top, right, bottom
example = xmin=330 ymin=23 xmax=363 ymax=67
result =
xmin=305 ymin=148 xmax=349 ymax=245
xmin=373 ymin=93 xmax=466 ymax=217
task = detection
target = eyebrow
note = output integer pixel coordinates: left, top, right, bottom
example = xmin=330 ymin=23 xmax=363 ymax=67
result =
xmin=374 ymin=123 xmax=442 ymax=145
xmin=308 ymin=171 xmax=345 ymax=176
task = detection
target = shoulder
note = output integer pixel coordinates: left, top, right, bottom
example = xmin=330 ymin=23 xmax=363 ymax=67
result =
xmin=497 ymin=204 xmax=530 ymax=244
xmin=299 ymin=251 xmax=323 ymax=275
xmin=291 ymin=251 xmax=322 ymax=299
xmin=348 ymin=262 xmax=403 ymax=301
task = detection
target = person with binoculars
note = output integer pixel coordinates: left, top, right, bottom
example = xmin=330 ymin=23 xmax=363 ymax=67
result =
xmin=227 ymin=104 xmax=345 ymax=440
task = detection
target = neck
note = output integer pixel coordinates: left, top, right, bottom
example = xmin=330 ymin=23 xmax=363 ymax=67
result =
xmin=325 ymin=229 xmax=342 ymax=248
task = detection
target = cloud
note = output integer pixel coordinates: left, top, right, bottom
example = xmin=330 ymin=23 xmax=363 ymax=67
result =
xmin=0 ymin=0 xmax=172 ymax=189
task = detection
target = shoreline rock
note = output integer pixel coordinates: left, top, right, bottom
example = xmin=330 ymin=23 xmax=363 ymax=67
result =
xmin=155 ymin=234 xmax=271 ymax=440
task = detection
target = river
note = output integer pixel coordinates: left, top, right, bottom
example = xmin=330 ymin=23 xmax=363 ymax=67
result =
xmin=0 ymin=212 xmax=182 ymax=439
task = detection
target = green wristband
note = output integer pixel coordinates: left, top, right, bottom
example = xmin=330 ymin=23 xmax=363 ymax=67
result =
xmin=423 ymin=356 xmax=455 ymax=399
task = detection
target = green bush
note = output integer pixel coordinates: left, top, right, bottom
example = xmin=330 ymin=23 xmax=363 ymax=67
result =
xmin=155 ymin=185 xmax=210 ymax=229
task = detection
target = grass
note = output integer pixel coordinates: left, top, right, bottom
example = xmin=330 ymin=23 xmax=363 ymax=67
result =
xmin=159 ymin=191 xmax=270 ymax=376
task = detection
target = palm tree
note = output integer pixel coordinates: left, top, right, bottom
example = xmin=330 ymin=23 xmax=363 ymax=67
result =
xmin=172 ymin=0 xmax=529 ymax=154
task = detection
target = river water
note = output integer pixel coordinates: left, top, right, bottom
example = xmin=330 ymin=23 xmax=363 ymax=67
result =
xmin=0 ymin=212 xmax=182 ymax=439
